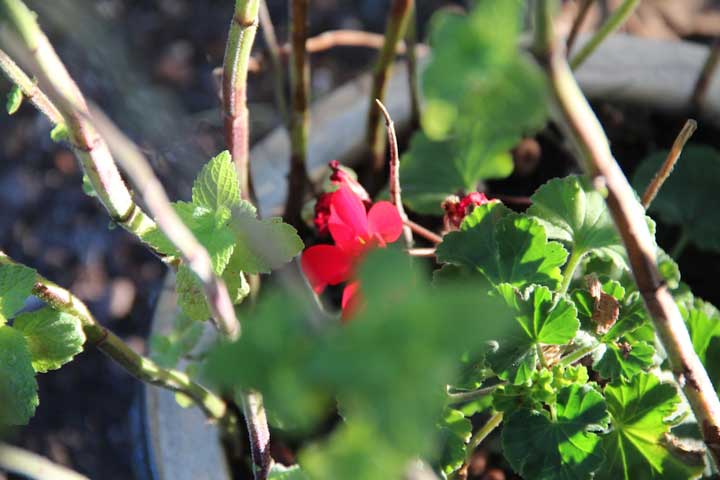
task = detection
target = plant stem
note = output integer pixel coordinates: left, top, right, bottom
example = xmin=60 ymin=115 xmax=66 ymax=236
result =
xmin=671 ymin=230 xmax=690 ymax=260
xmin=558 ymin=249 xmax=584 ymax=297
xmin=405 ymin=219 xmax=443 ymax=244
xmin=0 ymin=48 xmax=62 ymax=124
xmin=0 ymin=0 xmax=159 ymax=244
xmin=238 ymin=390 xmax=273 ymax=479
xmin=566 ymin=0 xmax=594 ymax=55
xmin=641 ymin=119 xmax=697 ymax=209
xmin=533 ymin=1 xmax=720 ymax=465
xmin=223 ymin=0 xmax=260 ymax=202
xmin=405 ymin=3 xmax=421 ymax=130
xmin=559 ymin=343 xmax=599 ymax=366
xmin=0 ymin=443 xmax=89 ymax=480
xmin=536 ymin=343 xmax=549 ymax=368
xmin=407 ymin=247 xmax=435 ymax=257
xmin=377 ymin=99 xmax=413 ymax=247
xmin=447 ymin=385 xmax=501 ymax=405
xmin=0 ymin=251 xmax=229 ymax=422
xmin=691 ymin=38 xmax=720 ymax=111
xmin=570 ymin=0 xmax=639 ymax=70
xmin=258 ymin=0 xmax=288 ymax=124
xmin=284 ymin=0 xmax=310 ymax=228
xmin=366 ymin=0 xmax=414 ymax=190
xmin=465 ymin=411 xmax=503 ymax=464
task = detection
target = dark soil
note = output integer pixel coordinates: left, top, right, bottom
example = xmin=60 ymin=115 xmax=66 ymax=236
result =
xmin=1 ymin=1 xmax=718 ymax=479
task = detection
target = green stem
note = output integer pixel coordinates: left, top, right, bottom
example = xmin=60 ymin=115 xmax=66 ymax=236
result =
xmin=671 ymin=230 xmax=690 ymax=260
xmin=0 ymin=443 xmax=89 ymax=480
xmin=570 ymin=0 xmax=639 ymax=70
xmin=284 ymin=0 xmax=310 ymax=228
xmin=365 ymin=0 xmax=414 ymax=190
xmin=465 ymin=411 xmax=503 ymax=464
xmin=223 ymin=0 xmax=261 ymax=202
xmin=559 ymin=343 xmax=599 ymax=367
xmin=0 ymin=48 xmax=62 ymax=124
xmin=536 ymin=343 xmax=549 ymax=368
xmin=238 ymin=390 xmax=273 ymax=479
xmin=447 ymin=385 xmax=501 ymax=405
xmin=558 ymin=249 xmax=584 ymax=297
xmin=0 ymin=252 xmax=228 ymax=422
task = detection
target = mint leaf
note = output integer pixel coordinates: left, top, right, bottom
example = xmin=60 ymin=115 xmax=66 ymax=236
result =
xmin=0 ymin=264 xmax=36 ymax=323
xmin=502 ymin=384 xmax=609 ymax=480
xmin=149 ymin=312 xmax=204 ymax=369
xmin=437 ymin=408 xmax=472 ymax=475
xmin=633 ymin=145 xmax=720 ymax=252
xmin=176 ymin=266 xmax=210 ymax=321
xmin=0 ymin=326 xmax=39 ymax=425
xmin=594 ymin=341 xmax=655 ymax=382
xmin=6 ymin=84 xmax=22 ymax=115
xmin=229 ymin=207 xmax=303 ymax=275
xmin=13 ymin=307 xmax=86 ymax=373
xmin=437 ymin=203 xmax=568 ymax=290
xmin=597 ymin=373 xmax=704 ymax=479
xmin=528 ymin=175 xmax=627 ymax=268
xmin=489 ymin=284 xmax=578 ymax=384
xmin=191 ymin=151 xmax=241 ymax=211
xmin=221 ymin=250 xmax=251 ymax=304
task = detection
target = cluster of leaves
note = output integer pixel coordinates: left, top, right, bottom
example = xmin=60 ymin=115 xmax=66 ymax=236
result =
xmin=0 ymin=264 xmax=85 ymax=426
xmin=400 ymin=0 xmax=547 ymax=214
xmin=140 ymin=151 xmax=302 ymax=323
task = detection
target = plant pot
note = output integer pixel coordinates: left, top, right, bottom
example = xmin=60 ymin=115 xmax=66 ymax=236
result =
xmin=132 ymin=34 xmax=720 ymax=480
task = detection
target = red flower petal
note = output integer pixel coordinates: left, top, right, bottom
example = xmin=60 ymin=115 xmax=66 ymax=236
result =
xmin=367 ymin=201 xmax=403 ymax=244
xmin=341 ymin=280 xmax=363 ymax=322
xmin=328 ymin=185 xmax=369 ymax=254
xmin=301 ymin=244 xmax=353 ymax=293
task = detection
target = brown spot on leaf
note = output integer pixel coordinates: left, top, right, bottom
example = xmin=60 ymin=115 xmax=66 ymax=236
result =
xmin=586 ymin=274 xmax=619 ymax=335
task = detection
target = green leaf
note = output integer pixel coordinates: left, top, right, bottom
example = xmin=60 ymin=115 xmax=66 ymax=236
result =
xmin=489 ymin=284 xmax=579 ymax=384
xmin=594 ymin=341 xmax=655 ymax=382
xmin=437 ymin=408 xmax=473 ymax=475
xmin=221 ymin=252 xmax=251 ymax=304
xmin=81 ymin=175 xmax=97 ymax=197
xmin=681 ymin=298 xmax=720 ymax=365
xmin=6 ymin=84 xmax=22 ymax=115
xmin=13 ymin=307 xmax=86 ymax=373
xmin=502 ymin=384 xmax=609 ymax=480
xmin=528 ymin=175 xmax=628 ymax=267
xmin=229 ymin=207 xmax=303 ymax=275
xmin=0 ymin=326 xmax=39 ymax=425
xmin=400 ymin=1 xmax=547 ymax=214
xmin=50 ymin=123 xmax=70 ymax=143
xmin=437 ymin=203 xmax=568 ymax=290
xmin=633 ymin=145 xmax=720 ymax=252
xmin=149 ymin=312 xmax=204 ymax=369
xmin=175 ymin=266 xmax=210 ymax=321
xmin=0 ymin=263 xmax=36 ymax=323
xmin=597 ymin=373 xmax=704 ymax=479
xmin=268 ymin=464 xmax=309 ymax=480
xmin=191 ymin=151 xmax=241 ymax=211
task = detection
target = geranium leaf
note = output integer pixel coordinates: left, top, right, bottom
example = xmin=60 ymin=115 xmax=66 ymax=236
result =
xmin=229 ymin=207 xmax=303 ymax=275
xmin=502 ymin=384 xmax=609 ymax=480
xmin=633 ymin=145 xmax=720 ymax=252
xmin=593 ymin=341 xmax=655 ymax=382
xmin=13 ymin=307 xmax=86 ymax=373
xmin=0 ymin=263 xmax=36 ymax=323
xmin=437 ymin=408 xmax=473 ymax=475
xmin=268 ymin=464 xmax=308 ymax=480
xmin=489 ymin=284 xmax=578 ymax=384
xmin=0 ymin=326 xmax=38 ymax=425
xmin=437 ymin=204 xmax=568 ymax=290
xmin=191 ymin=150 xmax=241 ymax=211
xmin=597 ymin=373 xmax=704 ymax=479
xmin=528 ymin=175 xmax=627 ymax=268
xmin=149 ymin=312 xmax=205 ymax=369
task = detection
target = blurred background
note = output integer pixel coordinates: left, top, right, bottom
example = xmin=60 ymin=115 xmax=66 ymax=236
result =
xmin=1 ymin=1 xmax=720 ymax=478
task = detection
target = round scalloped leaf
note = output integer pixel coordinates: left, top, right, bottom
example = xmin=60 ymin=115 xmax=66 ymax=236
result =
xmin=0 ymin=326 xmax=39 ymax=425
xmin=598 ymin=373 xmax=704 ymax=479
xmin=633 ymin=145 xmax=720 ymax=253
xmin=13 ymin=307 xmax=86 ymax=373
xmin=0 ymin=263 xmax=36 ymax=323
xmin=502 ymin=384 xmax=609 ymax=479
xmin=593 ymin=341 xmax=655 ymax=382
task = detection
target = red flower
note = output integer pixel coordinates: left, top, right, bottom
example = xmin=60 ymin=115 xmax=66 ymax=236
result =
xmin=442 ymin=192 xmax=492 ymax=230
xmin=313 ymin=161 xmax=372 ymax=236
xmin=302 ymin=184 xmax=403 ymax=319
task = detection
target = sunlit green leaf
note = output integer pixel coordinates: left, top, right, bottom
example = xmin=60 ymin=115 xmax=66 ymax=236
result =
xmin=437 ymin=408 xmax=472 ymax=475
xmin=594 ymin=341 xmax=655 ymax=382
xmin=0 ymin=326 xmax=38 ymax=425
xmin=191 ymin=151 xmax=241 ymax=211
xmin=6 ymin=84 xmax=22 ymax=115
xmin=13 ymin=307 xmax=85 ymax=373
xmin=0 ymin=263 xmax=36 ymax=323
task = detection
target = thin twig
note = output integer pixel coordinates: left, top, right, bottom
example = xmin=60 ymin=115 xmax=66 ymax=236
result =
xmin=0 ymin=47 xmax=62 ymax=123
xmin=405 ymin=5 xmax=421 ymax=130
xmin=691 ymin=38 xmax=720 ymax=111
xmin=223 ymin=0 xmax=260 ymax=202
xmin=0 ymin=443 xmax=90 ymax=480
xmin=566 ymin=0 xmax=594 ymax=54
xmin=88 ymin=106 xmax=240 ymax=340
xmin=533 ymin=1 xmax=720 ymax=465
xmin=407 ymin=247 xmax=435 ymax=258
xmin=447 ymin=385 xmax=501 ymax=405
xmin=376 ymin=99 xmax=413 ymax=248
xmin=570 ymin=0 xmax=639 ymax=70
xmin=405 ymin=219 xmax=443 ymax=244
xmin=258 ymin=0 xmax=288 ymax=124
xmin=465 ymin=412 xmax=503 ymax=464
xmin=0 ymin=252 xmax=229 ymax=422
xmin=641 ymin=119 xmax=697 ymax=209
xmin=0 ymin=0 xmax=159 ymax=243
xmin=365 ymin=0 xmax=415 ymax=191
xmin=284 ymin=0 xmax=310 ymax=227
